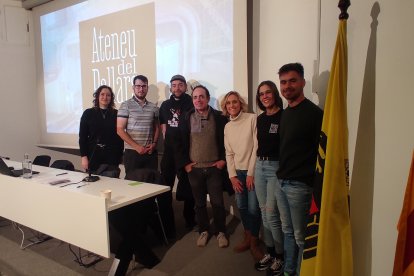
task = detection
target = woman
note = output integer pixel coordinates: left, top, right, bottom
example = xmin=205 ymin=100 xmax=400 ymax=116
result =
xmin=79 ymin=85 xmax=124 ymax=177
xmin=221 ymin=91 xmax=263 ymax=261
xmin=253 ymin=81 xmax=284 ymax=275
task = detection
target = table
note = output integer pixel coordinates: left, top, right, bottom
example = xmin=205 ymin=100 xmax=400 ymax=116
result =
xmin=0 ymin=160 xmax=169 ymax=257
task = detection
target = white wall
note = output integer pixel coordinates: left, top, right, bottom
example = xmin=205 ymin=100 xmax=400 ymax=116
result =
xmin=322 ymin=1 xmax=414 ymax=276
xmin=256 ymin=0 xmax=320 ymax=105
xmin=256 ymin=0 xmax=414 ymax=275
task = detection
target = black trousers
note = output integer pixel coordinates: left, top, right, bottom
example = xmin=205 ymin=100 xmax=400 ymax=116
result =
xmin=124 ymin=168 xmax=174 ymax=240
xmin=109 ymin=202 xmax=159 ymax=275
xmin=123 ymin=149 xmax=158 ymax=175
xmin=160 ymin=148 xmax=195 ymax=229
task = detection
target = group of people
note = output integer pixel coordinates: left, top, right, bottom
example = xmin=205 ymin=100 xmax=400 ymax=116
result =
xmin=78 ymin=62 xmax=323 ymax=276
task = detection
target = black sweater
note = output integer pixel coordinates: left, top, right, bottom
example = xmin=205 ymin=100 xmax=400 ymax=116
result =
xmin=79 ymin=107 xmax=124 ymax=169
xmin=277 ymin=99 xmax=323 ymax=186
xmin=256 ymin=110 xmax=283 ymax=159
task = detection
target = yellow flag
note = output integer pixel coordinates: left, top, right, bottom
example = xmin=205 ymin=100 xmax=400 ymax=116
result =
xmin=301 ymin=19 xmax=353 ymax=276
xmin=393 ymin=150 xmax=414 ymax=276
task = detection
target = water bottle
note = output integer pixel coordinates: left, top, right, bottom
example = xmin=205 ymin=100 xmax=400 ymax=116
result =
xmin=22 ymin=153 xmax=32 ymax=179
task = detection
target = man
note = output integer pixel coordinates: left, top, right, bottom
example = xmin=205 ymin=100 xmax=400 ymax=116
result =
xmin=178 ymin=85 xmax=229 ymax=248
xmin=276 ymin=63 xmax=323 ymax=276
xmin=117 ymin=75 xmax=159 ymax=174
xmin=159 ymin=74 xmax=196 ymax=234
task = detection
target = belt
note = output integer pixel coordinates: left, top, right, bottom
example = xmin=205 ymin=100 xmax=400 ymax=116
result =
xmin=257 ymin=156 xmax=277 ymax=161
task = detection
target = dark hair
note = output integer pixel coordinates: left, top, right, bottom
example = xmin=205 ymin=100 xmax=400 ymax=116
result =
xmin=278 ymin=62 xmax=304 ymax=78
xmin=191 ymin=84 xmax=210 ymax=98
xmin=256 ymin=80 xmax=283 ymax=111
xmin=93 ymin=85 xmax=115 ymax=109
xmin=133 ymin=75 xmax=148 ymax=84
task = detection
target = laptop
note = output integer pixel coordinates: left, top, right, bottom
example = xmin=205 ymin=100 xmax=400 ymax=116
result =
xmin=0 ymin=158 xmax=39 ymax=177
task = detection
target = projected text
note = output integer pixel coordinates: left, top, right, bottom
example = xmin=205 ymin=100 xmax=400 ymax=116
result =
xmin=91 ymin=27 xmax=137 ymax=101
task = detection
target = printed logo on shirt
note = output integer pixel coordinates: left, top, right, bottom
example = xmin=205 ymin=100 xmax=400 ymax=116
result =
xmin=269 ymin=123 xmax=279 ymax=134
xmin=167 ymin=108 xmax=181 ymax=128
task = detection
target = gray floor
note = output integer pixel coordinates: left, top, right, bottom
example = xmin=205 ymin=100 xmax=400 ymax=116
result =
xmin=0 ymin=195 xmax=262 ymax=276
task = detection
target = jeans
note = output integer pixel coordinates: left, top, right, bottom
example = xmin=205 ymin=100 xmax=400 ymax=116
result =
xmin=235 ymin=170 xmax=261 ymax=237
xmin=188 ymin=167 xmax=226 ymax=233
xmin=255 ymin=160 xmax=283 ymax=254
xmin=275 ymin=179 xmax=312 ymax=275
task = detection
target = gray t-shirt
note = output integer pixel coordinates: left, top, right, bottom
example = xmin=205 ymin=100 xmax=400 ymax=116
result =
xmin=118 ymin=97 xmax=159 ymax=150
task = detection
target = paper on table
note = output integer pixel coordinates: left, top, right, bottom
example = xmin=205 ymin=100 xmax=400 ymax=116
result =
xmin=128 ymin=182 xmax=142 ymax=186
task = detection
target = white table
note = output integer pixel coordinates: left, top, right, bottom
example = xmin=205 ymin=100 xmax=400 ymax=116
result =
xmin=0 ymin=160 xmax=169 ymax=257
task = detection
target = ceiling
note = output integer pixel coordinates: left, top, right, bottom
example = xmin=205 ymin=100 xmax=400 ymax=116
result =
xmin=20 ymin=0 xmax=53 ymax=10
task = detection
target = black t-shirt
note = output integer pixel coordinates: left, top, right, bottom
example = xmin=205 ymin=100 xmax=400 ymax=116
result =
xmin=159 ymin=93 xmax=194 ymax=146
xmin=256 ymin=110 xmax=282 ymax=159
xmin=277 ymin=99 xmax=323 ymax=186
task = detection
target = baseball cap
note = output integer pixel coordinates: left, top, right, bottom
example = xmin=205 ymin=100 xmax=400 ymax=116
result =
xmin=170 ymin=74 xmax=186 ymax=83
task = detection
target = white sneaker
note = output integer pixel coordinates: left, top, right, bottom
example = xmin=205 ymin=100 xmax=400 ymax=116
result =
xmin=217 ymin=232 xmax=228 ymax=248
xmin=197 ymin=231 xmax=209 ymax=247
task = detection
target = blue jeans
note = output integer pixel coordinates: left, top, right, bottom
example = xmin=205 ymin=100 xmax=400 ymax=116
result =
xmin=234 ymin=170 xmax=261 ymax=237
xmin=275 ymin=179 xmax=312 ymax=275
xmin=255 ymin=160 xmax=283 ymax=254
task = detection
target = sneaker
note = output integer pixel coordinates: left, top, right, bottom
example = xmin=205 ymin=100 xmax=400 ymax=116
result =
xmin=197 ymin=231 xmax=209 ymax=247
xmin=266 ymin=258 xmax=284 ymax=276
xmin=255 ymin=254 xmax=274 ymax=271
xmin=217 ymin=232 xmax=229 ymax=248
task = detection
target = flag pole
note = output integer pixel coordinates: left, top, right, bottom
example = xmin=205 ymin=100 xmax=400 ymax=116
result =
xmin=338 ymin=0 xmax=350 ymax=20
xmin=301 ymin=0 xmax=353 ymax=275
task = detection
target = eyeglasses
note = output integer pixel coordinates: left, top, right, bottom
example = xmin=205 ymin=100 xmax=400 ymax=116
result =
xmin=134 ymin=84 xmax=148 ymax=89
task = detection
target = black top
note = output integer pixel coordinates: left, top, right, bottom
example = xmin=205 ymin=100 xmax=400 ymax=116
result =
xmin=277 ymin=99 xmax=323 ymax=186
xmin=79 ymin=107 xmax=124 ymax=170
xmin=159 ymin=93 xmax=194 ymax=149
xmin=256 ymin=110 xmax=283 ymax=159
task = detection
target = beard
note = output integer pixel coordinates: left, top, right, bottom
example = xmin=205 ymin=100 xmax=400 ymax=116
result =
xmin=282 ymin=88 xmax=299 ymax=101
xmin=134 ymin=93 xmax=146 ymax=100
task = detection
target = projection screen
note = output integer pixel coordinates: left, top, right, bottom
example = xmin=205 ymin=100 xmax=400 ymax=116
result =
xmin=33 ymin=0 xmax=247 ymax=148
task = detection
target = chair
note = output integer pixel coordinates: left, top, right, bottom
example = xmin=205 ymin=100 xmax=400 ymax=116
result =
xmin=124 ymin=168 xmax=169 ymax=245
xmin=50 ymin=160 xmax=75 ymax=171
xmin=32 ymin=155 xmax=51 ymax=167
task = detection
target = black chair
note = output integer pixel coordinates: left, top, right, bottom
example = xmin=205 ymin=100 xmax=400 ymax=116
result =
xmin=33 ymin=155 xmax=51 ymax=167
xmin=50 ymin=160 xmax=75 ymax=171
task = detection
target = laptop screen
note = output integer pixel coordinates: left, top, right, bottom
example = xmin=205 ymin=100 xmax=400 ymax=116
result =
xmin=0 ymin=158 xmax=15 ymax=176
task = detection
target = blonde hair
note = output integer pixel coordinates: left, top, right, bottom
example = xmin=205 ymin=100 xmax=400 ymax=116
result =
xmin=220 ymin=91 xmax=248 ymax=117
